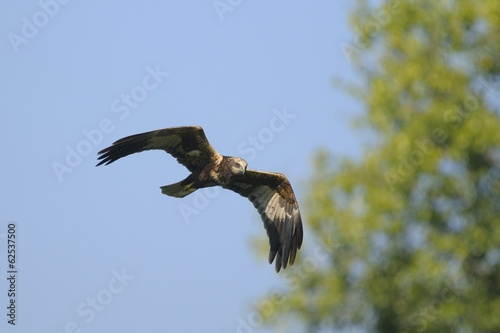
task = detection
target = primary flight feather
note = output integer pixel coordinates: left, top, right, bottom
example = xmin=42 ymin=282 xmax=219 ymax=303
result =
xmin=96 ymin=126 xmax=303 ymax=272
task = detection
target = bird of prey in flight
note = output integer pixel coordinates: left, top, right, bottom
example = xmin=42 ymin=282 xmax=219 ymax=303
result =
xmin=97 ymin=126 xmax=303 ymax=272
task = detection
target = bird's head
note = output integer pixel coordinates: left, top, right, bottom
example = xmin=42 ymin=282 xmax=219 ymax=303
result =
xmin=228 ymin=157 xmax=248 ymax=175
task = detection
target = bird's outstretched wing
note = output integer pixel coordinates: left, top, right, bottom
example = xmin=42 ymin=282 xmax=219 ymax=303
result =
xmin=225 ymin=170 xmax=303 ymax=272
xmin=96 ymin=126 xmax=221 ymax=171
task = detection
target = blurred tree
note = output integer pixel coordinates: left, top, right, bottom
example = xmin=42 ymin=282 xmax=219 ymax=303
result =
xmin=255 ymin=1 xmax=500 ymax=332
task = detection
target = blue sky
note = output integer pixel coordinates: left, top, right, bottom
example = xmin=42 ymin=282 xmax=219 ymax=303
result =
xmin=1 ymin=1 xmax=364 ymax=332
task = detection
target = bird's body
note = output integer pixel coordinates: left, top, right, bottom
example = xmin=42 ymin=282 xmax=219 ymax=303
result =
xmin=97 ymin=126 xmax=303 ymax=272
xmin=160 ymin=155 xmax=248 ymax=197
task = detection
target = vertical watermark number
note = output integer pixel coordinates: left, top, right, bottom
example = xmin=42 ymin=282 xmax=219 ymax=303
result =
xmin=6 ymin=223 xmax=17 ymax=325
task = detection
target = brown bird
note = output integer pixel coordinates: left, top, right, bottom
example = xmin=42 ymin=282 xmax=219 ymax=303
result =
xmin=97 ymin=126 xmax=303 ymax=272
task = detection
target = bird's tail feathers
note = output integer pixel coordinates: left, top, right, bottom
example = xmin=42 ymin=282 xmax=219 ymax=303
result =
xmin=160 ymin=181 xmax=197 ymax=198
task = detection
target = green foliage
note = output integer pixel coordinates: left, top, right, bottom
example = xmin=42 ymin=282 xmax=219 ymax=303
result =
xmin=257 ymin=1 xmax=500 ymax=332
